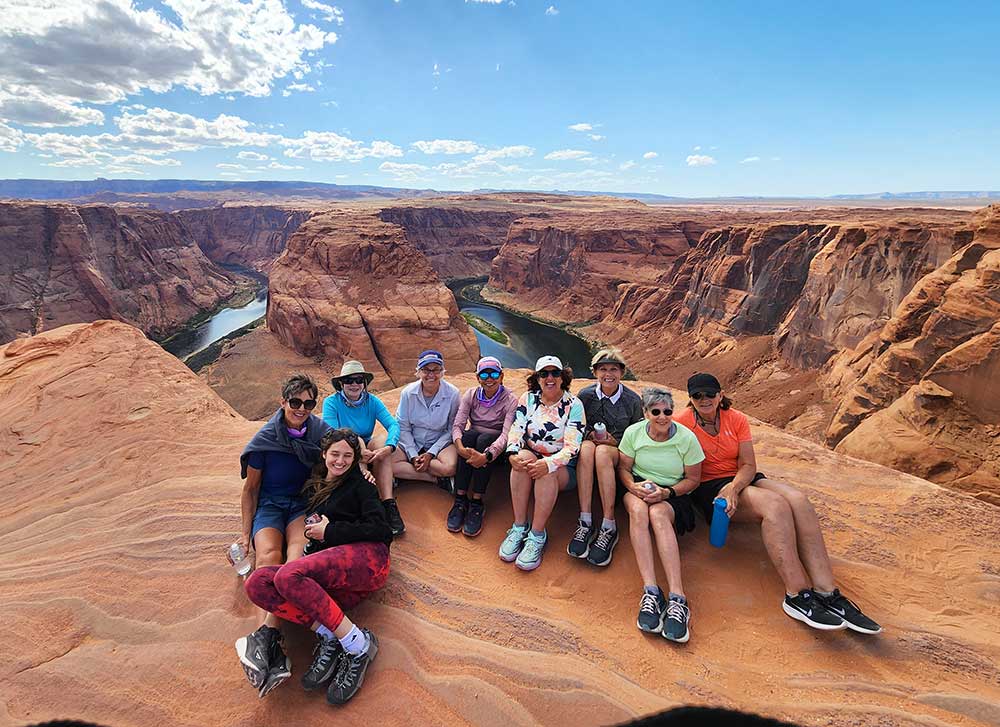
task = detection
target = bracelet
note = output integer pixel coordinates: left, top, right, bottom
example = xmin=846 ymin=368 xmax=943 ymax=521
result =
xmin=388 ymin=444 xmax=396 ymax=453
xmin=664 ymin=484 xmax=676 ymax=500
xmin=485 ymin=451 xmax=494 ymax=462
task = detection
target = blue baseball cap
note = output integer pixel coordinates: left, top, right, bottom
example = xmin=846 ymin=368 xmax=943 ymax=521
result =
xmin=417 ymin=349 xmax=445 ymax=369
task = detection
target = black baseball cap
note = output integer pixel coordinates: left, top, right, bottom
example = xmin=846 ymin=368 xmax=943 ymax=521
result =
xmin=687 ymin=372 xmax=721 ymax=395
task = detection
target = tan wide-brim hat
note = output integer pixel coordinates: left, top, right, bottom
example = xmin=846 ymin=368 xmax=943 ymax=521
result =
xmin=332 ymin=360 xmax=375 ymax=389
xmin=590 ymin=347 xmax=627 ymax=371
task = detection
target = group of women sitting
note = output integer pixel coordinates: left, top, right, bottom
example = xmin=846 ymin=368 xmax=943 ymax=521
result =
xmin=233 ymin=348 xmax=881 ymax=706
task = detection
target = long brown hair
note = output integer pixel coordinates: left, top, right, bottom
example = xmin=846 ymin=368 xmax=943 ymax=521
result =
xmin=302 ymin=428 xmax=363 ymax=509
xmin=526 ymin=366 xmax=574 ymax=393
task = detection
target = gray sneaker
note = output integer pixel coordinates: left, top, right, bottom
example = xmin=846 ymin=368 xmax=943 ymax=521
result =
xmin=499 ymin=523 xmax=529 ymax=562
xmin=637 ymin=590 xmax=667 ymax=633
xmin=566 ymin=519 xmax=595 ymax=558
xmin=515 ymin=530 xmax=547 ymax=571
xmin=585 ymin=526 xmax=619 ymax=567
xmin=326 ymin=629 xmax=378 ymax=705
xmin=662 ymin=595 xmax=690 ymax=643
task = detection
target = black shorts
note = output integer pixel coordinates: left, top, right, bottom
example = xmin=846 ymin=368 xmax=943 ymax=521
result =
xmin=632 ymin=478 xmax=698 ymax=536
xmin=694 ymin=472 xmax=767 ymax=524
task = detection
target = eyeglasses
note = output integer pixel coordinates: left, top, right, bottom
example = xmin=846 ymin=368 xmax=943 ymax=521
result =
xmin=691 ymin=391 xmax=720 ymax=400
xmin=648 ymin=407 xmax=673 ymax=417
xmin=341 ymin=375 xmax=367 ymax=385
xmin=287 ymin=398 xmax=317 ymax=410
xmin=478 ymin=370 xmax=501 ymax=380
xmin=420 ymin=367 xmax=443 ymax=375
xmin=537 ymin=369 xmax=562 ymax=378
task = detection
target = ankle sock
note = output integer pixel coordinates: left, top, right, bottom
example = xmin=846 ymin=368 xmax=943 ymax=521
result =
xmin=644 ymin=585 xmax=662 ymax=597
xmin=579 ymin=511 xmax=592 ymax=526
xmin=315 ymin=624 xmax=335 ymax=640
xmin=601 ymin=517 xmax=616 ymax=532
xmin=339 ymin=625 xmax=368 ymax=656
xmin=530 ymin=528 xmax=546 ymax=539
xmin=814 ymin=588 xmax=834 ymax=597
xmin=668 ymin=592 xmax=687 ymax=604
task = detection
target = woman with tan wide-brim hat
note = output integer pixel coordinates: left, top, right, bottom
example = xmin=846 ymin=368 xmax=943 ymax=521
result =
xmin=321 ymin=361 xmax=402 ymax=535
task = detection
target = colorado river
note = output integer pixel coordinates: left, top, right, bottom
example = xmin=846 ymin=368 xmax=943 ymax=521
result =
xmin=162 ymin=283 xmax=267 ymax=361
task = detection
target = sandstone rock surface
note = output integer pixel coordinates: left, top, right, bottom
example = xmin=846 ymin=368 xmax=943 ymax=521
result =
xmin=0 ymin=202 xmax=239 ymax=344
xmin=266 ymin=209 xmax=480 ymax=387
xmin=176 ymin=205 xmax=313 ymax=272
xmin=2 ymin=321 xmax=999 ymax=727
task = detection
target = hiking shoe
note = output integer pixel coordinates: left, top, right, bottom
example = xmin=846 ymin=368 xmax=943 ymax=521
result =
xmin=499 ymin=523 xmax=529 ymax=562
xmin=446 ymin=496 xmax=468 ymax=532
xmin=566 ymin=519 xmax=595 ymax=558
xmin=383 ymin=498 xmax=405 ymax=536
xmin=586 ymin=527 xmax=619 ymax=567
xmin=783 ymin=589 xmax=847 ymax=630
xmin=326 ymin=629 xmax=379 ymax=705
xmin=301 ymin=633 xmax=343 ymax=691
xmin=463 ymin=499 xmax=485 ymax=537
xmin=437 ymin=476 xmax=455 ymax=495
xmin=663 ymin=595 xmax=690 ymax=643
xmin=814 ymin=589 xmax=882 ymax=634
xmin=515 ymin=531 xmax=547 ymax=571
xmin=637 ymin=590 xmax=667 ymax=633
xmin=235 ymin=624 xmax=279 ymax=689
xmin=259 ymin=654 xmax=292 ymax=698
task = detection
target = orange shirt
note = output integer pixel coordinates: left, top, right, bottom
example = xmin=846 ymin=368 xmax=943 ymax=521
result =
xmin=673 ymin=407 xmax=752 ymax=481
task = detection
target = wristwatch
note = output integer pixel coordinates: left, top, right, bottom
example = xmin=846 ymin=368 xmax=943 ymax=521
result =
xmin=387 ymin=444 xmax=397 ymax=453
xmin=485 ymin=451 xmax=494 ymax=462
xmin=664 ymin=484 xmax=677 ymax=500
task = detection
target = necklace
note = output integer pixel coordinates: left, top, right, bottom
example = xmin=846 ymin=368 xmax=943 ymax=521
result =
xmin=694 ymin=409 xmax=723 ymax=459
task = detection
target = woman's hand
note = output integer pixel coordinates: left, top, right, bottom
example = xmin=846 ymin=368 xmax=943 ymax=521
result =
xmin=508 ymin=452 xmax=529 ymax=472
xmin=716 ymin=482 xmax=740 ymax=517
xmin=642 ymin=485 xmax=667 ymax=504
xmin=238 ymin=533 xmax=251 ymax=555
xmin=526 ymin=459 xmax=549 ymax=479
xmin=413 ymin=452 xmax=432 ymax=472
xmin=370 ymin=446 xmax=392 ymax=463
xmin=361 ymin=447 xmax=376 ymax=464
xmin=467 ymin=450 xmax=488 ymax=468
xmin=304 ymin=515 xmax=330 ymax=540
xmin=362 ymin=469 xmax=377 ymax=485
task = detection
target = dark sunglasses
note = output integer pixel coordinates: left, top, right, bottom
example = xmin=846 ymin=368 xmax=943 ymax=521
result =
xmin=287 ymin=398 xmax=317 ymax=410
xmin=537 ymin=369 xmax=562 ymax=379
xmin=691 ymin=391 xmax=720 ymax=400
xmin=341 ymin=375 xmax=367 ymax=385
xmin=648 ymin=407 xmax=673 ymax=417
xmin=478 ymin=370 xmax=501 ymax=380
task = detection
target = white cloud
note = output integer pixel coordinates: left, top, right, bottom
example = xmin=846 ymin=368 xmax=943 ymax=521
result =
xmin=476 ymin=145 xmax=534 ymax=160
xmin=0 ymin=122 xmax=25 ymax=152
xmin=496 ymin=63 xmax=501 ymax=71
xmin=619 ymin=160 xmax=636 ymax=171
xmin=217 ymin=162 xmax=245 ymax=169
xmin=588 ymin=134 xmax=604 ymax=141
xmin=379 ymin=161 xmax=430 ymax=181
xmin=544 ymin=149 xmax=592 ymax=161
xmin=568 ymin=122 xmax=593 ymax=132
xmin=282 ymin=131 xmax=403 ymax=162
xmin=642 ymin=151 xmax=658 ymax=159
xmin=686 ymin=154 xmax=716 ymax=167
xmin=435 ymin=158 xmax=523 ymax=178
xmin=545 ymin=5 xmax=559 ymax=15
xmin=432 ymin=63 xmax=440 ymax=77
xmin=301 ymin=0 xmax=344 ymax=24
xmin=693 ymin=145 xmax=702 ymax=151
xmin=238 ymin=150 xmax=270 ymax=160
xmin=0 ymin=0 xmax=336 ymax=127
xmin=282 ymin=83 xmax=316 ymax=97
xmin=411 ymin=139 xmax=482 ymax=155
xmin=263 ymin=161 xmax=303 ymax=170
xmin=739 ymin=156 xmax=760 ymax=164
xmin=115 ymin=107 xmax=280 ymax=151
xmin=321 ymin=100 xmax=339 ymax=107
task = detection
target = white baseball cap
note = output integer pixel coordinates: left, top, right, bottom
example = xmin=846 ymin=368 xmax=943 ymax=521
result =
xmin=534 ymin=355 xmax=564 ymax=372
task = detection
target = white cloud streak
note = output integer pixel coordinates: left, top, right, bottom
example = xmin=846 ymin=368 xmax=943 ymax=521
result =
xmin=642 ymin=151 xmax=658 ymax=159
xmin=544 ymin=149 xmax=592 ymax=161
xmin=411 ymin=139 xmax=482 ymax=155
xmin=740 ymin=156 xmax=760 ymax=164
xmin=300 ymin=0 xmax=344 ymax=24
xmin=686 ymin=154 xmax=716 ymax=167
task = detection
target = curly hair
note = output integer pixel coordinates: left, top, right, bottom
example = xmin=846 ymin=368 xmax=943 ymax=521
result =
xmin=526 ymin=365 xmax=574 ymax=393
xmin=302 ymin=428 xmax=363 ymax=509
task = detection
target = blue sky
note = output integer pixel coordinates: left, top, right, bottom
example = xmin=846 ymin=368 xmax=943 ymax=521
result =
xmin=1 ymin=0 xmax=998 ymax=196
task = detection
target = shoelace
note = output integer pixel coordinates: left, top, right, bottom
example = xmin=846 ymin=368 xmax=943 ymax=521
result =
xmin=572 ymin=522 xmax=591 ymax=542
xmin=504 ymin=526 xmax=526 ymax=545
xmin=639 ymin=592 xmax=661 ymax=615
xmin=521 ymin=535 xmax=544 ymax=559
xmin=310 ymin=637 xmax=338 ymax=672
xmin=333 ymin=652 xmax=360 ymax=688
xmin=824 ymin=589 xmax=858 ymax=612
xmin=666 ymin=599 xmax=689 ymax=623
xmin=593 ymin=528 xmax=614 ymax=550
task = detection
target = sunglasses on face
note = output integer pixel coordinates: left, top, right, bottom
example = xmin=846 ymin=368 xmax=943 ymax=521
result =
xmin=478 ymin=370 xmax=501 ymax=380
xmin=691 ymin=391 xmax=720 ymax=400
xmin=648 ymin=407 xmax=673 ymax=417
xmin=537 ymin=369 xmax=562 ymax=379
xmin=287 ymin=398 xmax=317 ymax=411
xmin=341 ymin=376 xmax=367 ymax=386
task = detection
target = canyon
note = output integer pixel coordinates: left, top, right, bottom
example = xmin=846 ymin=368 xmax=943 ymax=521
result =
xmin=2 ymin=321 xmax=999 ymax=727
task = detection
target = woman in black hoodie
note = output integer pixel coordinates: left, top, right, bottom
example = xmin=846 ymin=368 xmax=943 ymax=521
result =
xmin=244 ymin=428 xmax=392 ymax=705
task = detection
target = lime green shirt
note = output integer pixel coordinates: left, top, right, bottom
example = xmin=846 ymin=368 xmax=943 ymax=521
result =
xmin=619 ymin=421 xmax=705 ymax=486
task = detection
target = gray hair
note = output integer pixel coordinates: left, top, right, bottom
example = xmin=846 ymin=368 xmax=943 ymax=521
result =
xmin=641 ymin=386 xmax=674 ymax=410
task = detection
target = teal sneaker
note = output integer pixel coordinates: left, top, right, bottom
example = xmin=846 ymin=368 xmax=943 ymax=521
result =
xmin=499 ymin=523 xmax=529 ymax=562
xmin=515 ymin=530 xmax=547 ymax=571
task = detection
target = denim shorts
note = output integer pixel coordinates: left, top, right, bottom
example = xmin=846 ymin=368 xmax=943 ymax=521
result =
xmin=251 ymin=493 xmax=308 ymax=540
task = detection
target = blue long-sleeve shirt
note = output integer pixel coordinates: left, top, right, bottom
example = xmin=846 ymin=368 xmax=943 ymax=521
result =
xmin=395 ymin=380 xmax=461 ymax=458
xmin=321 ymin=391 xmax=400 ymax=447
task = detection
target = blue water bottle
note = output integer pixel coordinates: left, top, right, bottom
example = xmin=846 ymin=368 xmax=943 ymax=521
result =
xmin=710 ymin=498 xmax=730 ymax=548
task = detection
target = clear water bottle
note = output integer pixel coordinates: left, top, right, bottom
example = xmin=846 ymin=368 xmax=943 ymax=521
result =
xmin=227 ymin=542 xmax=253 ymax=577
xmin=710 ymin=498 xmax=730 ymax=548
xmin=593 ymin=422 xmax=608 ymax=441
xmin=643 ymin=482 xmax=657 ymax=492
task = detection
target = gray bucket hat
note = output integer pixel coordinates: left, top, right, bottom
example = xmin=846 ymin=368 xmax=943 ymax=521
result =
xmin=331 ymin=360 xmax=375 ymax=390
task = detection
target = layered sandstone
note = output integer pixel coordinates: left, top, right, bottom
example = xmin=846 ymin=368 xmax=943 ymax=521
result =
xmin=3 ymin=321 xmax=1000 ymax=727
xmin=0 ymin=201 xmax=238 ymax=343
xmin=175 ymin=205 xmax=313 ymax=272
xmin=378 ymin=206 xmax=519 ymax=280
xmin=267 ymin=209 xmax=479 ymax=387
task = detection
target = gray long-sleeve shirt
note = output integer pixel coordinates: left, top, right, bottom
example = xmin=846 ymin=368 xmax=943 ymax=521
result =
xmin=396 ymin=379 xmax=461 ymax=459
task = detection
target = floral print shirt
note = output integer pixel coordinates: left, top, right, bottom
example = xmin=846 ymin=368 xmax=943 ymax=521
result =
xmin=505 ymin=390 xmax=586 ymax=473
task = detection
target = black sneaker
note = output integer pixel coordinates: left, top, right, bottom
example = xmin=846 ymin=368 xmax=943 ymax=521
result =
xmin=301 ymin=633 xmax=343 ymax=691
xmin=463 ymin=499 xmax=485 ymax=537
xmin=566 ymin=519 xmax=595 ymax=558
xmin=585 ymin=526 xmax=619 ymax=567
xmin=662 ymin=595 xmax=690 ymax=643
xmin=636 ymin=589 xmax=667 ymax=633
xmin=258 ymin=628 xmax=292 ymax=698
xmin=383 ymin=498 xmax=405 ymax=536
xmin=783 ymin=589 xmax=847 ymax=630
xmin=235 ymin=624 xmax=279 ymax=689
xmin=437 ymin=476 xmax=455 ymax=494
xmin=446 ymin=495 xmax=468 ymax=532
xmin=814 ymin=589 xmax=882 ymax=634
xmin=326 ymin=629 xmax=379 ymax=705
